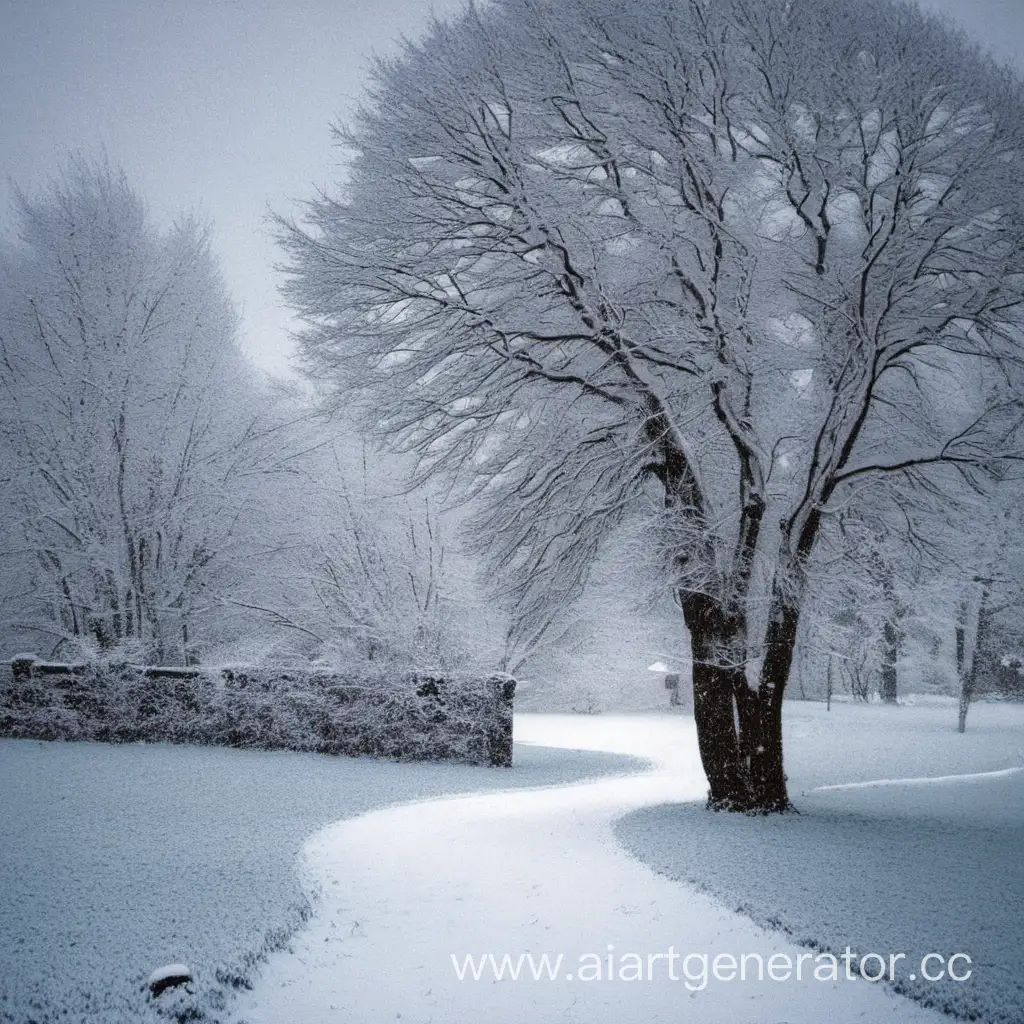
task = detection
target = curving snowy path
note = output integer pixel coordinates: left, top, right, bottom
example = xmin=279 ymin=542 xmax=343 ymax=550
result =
xmin=235 ymin=714 xmax=948 ymax=1024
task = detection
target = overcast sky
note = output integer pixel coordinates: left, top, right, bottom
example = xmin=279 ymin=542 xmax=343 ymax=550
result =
xmin=2 ymin=0 xmax=1023 ymax=377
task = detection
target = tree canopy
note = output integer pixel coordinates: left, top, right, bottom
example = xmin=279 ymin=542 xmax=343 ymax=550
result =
xmin=282 ymin=0 xmax=1024 ymax=809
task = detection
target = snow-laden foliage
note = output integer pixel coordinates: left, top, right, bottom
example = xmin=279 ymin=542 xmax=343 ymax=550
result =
xmin=279 ymin=0 xmax=1024 ymax=809
xmin=0 ymin=157 xmax=306 ymax=665
xmin=507 ymin=516 xmax=695 ymax=712
xmin=1 ymin=657 xmax=516 ymax=766
xmin=214 ymin=430 xmax=503 ymax=674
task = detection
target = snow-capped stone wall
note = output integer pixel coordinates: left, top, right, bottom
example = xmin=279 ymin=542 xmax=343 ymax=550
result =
xmin=0 ymin=657 xmax=516 ymax=767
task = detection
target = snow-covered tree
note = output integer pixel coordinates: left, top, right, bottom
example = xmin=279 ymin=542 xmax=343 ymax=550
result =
xmin=0 ymin=157 xmax=297 ymax=662
xmin=221 ymin=431 xmax=500 ymax=673
xmin=947 ymin=477 xmax=1024 ymax=730
xmin=278 ymin=0 xmax=1024 ymax=810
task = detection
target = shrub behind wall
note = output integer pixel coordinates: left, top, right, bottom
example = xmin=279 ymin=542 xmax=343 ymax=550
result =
xmin=0 ymin=657 xmax=516 ymax=767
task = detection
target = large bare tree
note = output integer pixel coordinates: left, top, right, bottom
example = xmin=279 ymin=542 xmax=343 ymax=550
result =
xmin=279 ymin=0 xmax=1024 ymax=810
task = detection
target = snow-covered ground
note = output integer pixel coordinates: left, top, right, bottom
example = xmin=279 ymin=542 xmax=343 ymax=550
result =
xmin=232 ymin=706 xmax=1017 ymax=1024
xmin=0 ymin=737 xmax=641 ymax=1024
xmin=4 ymin=702 xmax=1021 ymax=1024
xmin=617 ymin=699 xmax=1024 ymax=1024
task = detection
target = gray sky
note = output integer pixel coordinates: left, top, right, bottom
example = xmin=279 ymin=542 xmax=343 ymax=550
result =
xmin=2 ymin=0 xmax=1023 ymax=377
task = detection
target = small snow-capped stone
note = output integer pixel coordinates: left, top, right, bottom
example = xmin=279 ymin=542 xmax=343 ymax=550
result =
xmin=148 ymin=963 xmax=191 ymax=996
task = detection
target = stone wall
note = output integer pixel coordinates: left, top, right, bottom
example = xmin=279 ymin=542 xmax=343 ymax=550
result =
xmin=1 ymin=657 xmax=516 ymax=767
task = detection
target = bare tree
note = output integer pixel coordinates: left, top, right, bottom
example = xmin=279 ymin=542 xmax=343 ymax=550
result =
xmin=953 ymin=494 xmax=1024 ymax=731
xmin=212 ymin=428 xmax=501 ymax=672
xmin=278 ymin=0 xmax=1024 ymax=810
xmin=0 ymin=157 xmax=299 ymax=662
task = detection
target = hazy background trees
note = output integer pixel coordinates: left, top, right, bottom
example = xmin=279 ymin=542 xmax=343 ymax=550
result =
xmin=0 ymin=159 xmax=492 ymax=673
xmin=0 ymin=158 xmax=279 ymax=661
xmin=213 ymin=428 xmax=503 ymax=673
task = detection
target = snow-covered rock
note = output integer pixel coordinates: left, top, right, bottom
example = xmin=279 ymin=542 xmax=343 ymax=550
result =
xmin=148 ymin=963 xmax=191 ymax=997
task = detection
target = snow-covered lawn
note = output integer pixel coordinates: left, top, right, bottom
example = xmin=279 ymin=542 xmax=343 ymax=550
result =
xmin=617 ymin=699 xmax=1024 ymax=1024
xmin=5 ymin=702 xmax=1021 ymax=1024
xmin=0 ymin=736 xmax=640 ymax=1024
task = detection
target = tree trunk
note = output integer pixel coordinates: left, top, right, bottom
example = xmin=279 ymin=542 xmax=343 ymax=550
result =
xmin=878 ymin=573 xmax=903 ymax=704
xmin=955 ymin=621 xmax=968 ymax=733
xmin=957 ymin=586 xmax=989 ymax=734
xmin=878 ymin=614 xmax=901 ymax=704
xmin=690 ymin=658 xmax=751 ymax=809
xmin=957 ymin=679 xmax=971 ymax=734
xmin=754 ymin=601 xmax=798 ymax=812
xmin=683 ymin=592 xmax=793 ymax=814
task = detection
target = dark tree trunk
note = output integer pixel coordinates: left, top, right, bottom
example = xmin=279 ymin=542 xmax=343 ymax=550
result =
xmin=690 ymin=659 xmax=751 ymax=808
xmin=955 ymin=620 xmax=969 ymax=733
xmin=658 ymin=394 xmax=796 ymax=813
xmin=958 ymin=587 xmax=989 ymax=734
xmin=682 ymin=591 xmax=794 ymax=814
xmin=878 ymin=614 xmax=901 ymax=704
xmin=754 ymin=600 xmax=798 ymax=812
xmin=683 ymin=592 xmax=750 ymax=810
